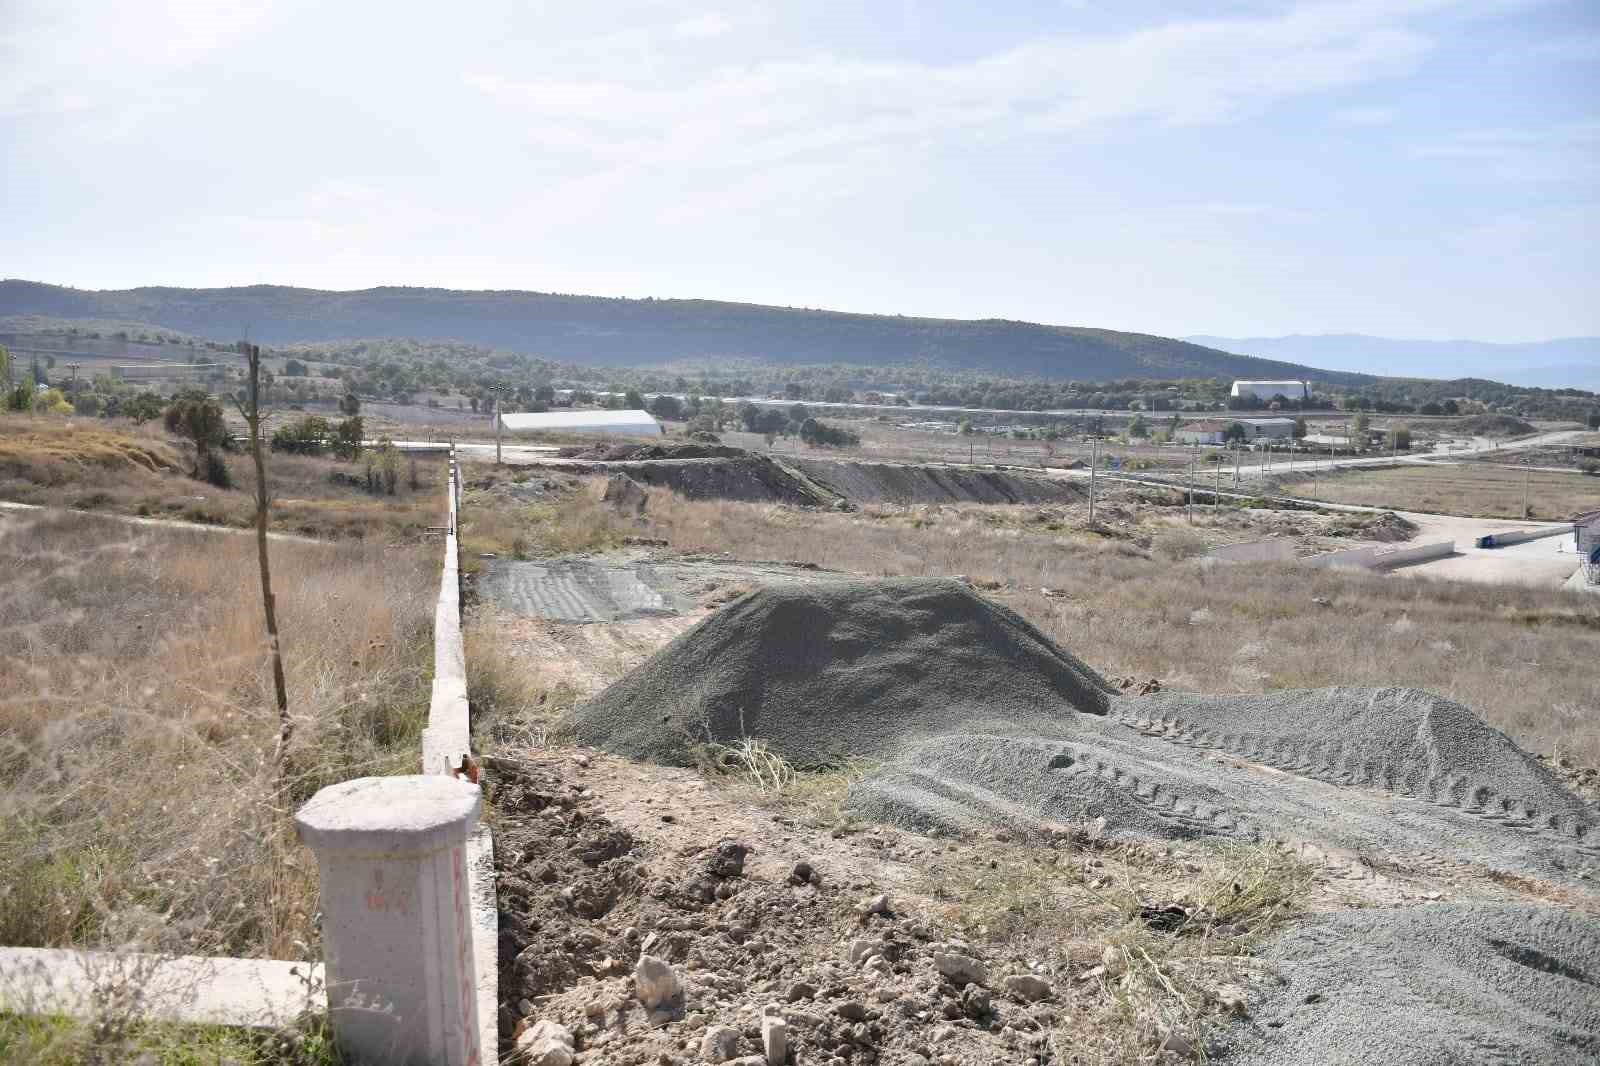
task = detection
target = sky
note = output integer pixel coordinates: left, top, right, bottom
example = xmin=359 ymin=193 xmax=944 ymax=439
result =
xmin=2 ymin=0 xmax=1596 ymax=343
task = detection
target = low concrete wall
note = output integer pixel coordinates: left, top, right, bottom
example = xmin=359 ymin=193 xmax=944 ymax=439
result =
xmin=1304 ymin=540 xmax=1455 ymax=571
xmin=423 ymin=456 xmax=471 ymax=777
xmin=1473 ymin=526 xmax=1572 ymax=549
xmin=0 ymin=949 xmax=324 ymax=1027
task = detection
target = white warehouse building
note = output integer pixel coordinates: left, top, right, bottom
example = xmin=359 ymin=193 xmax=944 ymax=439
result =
xmin=1230 ymin=380 xmax=1308 ymax=403
xmin=497 ymin=409 xmax=663 ymax=436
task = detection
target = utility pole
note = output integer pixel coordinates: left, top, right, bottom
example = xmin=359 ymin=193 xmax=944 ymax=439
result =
xmin=66 ymin=361 xmax=81 ymax=395
xmin=1088 ymin=438 xmax=1098 ymax=524
xmin=1213 ymin=449 xmax=1222 ymax=512
xmin=1187 ymin=442 xmax=1196 ymax=524
xmin=488 ymin=384 xmax=507 ymax=466
xmin=1233 ymin=443 xmax=1241 ymax=489
xmin=1522 ymin=459 xmax=1531 ymax=520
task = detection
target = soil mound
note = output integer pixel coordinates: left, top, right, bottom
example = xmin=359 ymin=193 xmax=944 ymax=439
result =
xmin=559 ymin=442 xmax=749 ymax=461
xmin=562 ymin=579 xmax=1115 ymax=767
xmin=1217 ymin=903 xmax=1600 ymax=1064
xmin=790 ymin=458 xmax=1082 ymax=505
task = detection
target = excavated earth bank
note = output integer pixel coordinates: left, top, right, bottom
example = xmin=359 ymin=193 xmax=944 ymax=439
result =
xmin=526 ymin=451 xmax=1083 ymax=507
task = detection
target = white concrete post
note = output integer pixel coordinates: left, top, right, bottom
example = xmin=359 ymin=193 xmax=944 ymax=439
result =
xmin=295 ymin=776 xmax=483 ymax=1066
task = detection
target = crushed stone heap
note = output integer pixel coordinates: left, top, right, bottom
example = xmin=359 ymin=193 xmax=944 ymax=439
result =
xmin=1216 ymin=903 xmax=1600 ymax=1065
xmin=562 ymin=578 xmax=1116 ymax=768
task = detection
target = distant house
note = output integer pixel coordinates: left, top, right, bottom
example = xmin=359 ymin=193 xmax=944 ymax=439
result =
xmin=1230 ymin=380 xmax=1308 ymax=403
xmin=496 ymin=408 xmax=662 ymax=436
xmin=1175 ymin=420 xmax=1229 ymax=445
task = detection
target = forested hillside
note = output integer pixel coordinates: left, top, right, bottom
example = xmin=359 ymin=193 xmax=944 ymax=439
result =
xmin=0 ymin=279 xmax=1372 ymax=385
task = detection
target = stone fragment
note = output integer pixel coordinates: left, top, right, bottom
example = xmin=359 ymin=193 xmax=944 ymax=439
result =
xmin=761 ymin=1014 xmax=789 ymax=1065
xmin=515 ymin=1020 xmax=575 ymax=1066
xmin=1003 ymin=973 xmax=1053 ymax=1002
xmin=701 ymin=1025 xmax=743 ymax=1063
xmin=933 ymin=951 xmax=989 ymax=987
xmin=635 ymin=954 xmax=682 ymax=1010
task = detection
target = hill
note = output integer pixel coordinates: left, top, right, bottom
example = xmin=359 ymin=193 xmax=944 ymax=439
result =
xmin=1185 ymin=332 xmax=1600 ymax=390
xmin=0 ymin=279 xmax=1372 ymax=385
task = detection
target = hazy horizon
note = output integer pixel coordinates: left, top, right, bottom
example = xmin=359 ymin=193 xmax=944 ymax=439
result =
xmin=4 ymin=1 xmax=1596 ymax=344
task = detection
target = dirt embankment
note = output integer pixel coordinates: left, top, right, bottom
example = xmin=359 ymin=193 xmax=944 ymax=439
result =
xmin=527 ymin=448 xmax=1084 ymax=508
xmin=586 ymin=456 xmax=837 ymax=506
xmin=789 ymin=458 xmax=1083 ymax=506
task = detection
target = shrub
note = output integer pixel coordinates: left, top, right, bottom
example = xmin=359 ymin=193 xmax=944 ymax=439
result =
xmin=270 ymin=414 xmax=331 ymax=455
xmin=798 ymin=418 xmax=861 ymax=448
xmin=163 ymin=391 xmax=230 ymax=484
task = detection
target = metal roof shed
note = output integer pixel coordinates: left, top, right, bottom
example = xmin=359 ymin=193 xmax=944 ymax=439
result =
xmin=496 ymin=409 xmax=663 ymax=436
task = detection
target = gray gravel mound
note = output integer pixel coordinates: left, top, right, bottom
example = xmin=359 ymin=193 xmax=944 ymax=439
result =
xmin=562 ymin=579 xmax=1116 ymax=767
xmin=847 ymin=732 xmax=1243 ymax=841
xmin=1219 ymin=903 xmax=1600 ymax=1065
xmin=1119 ymin=687 xmax=1595 ymax=841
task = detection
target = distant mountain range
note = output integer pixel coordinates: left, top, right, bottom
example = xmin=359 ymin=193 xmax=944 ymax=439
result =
xmin=0 ymin=279 xmax=1375 ymax=385
xmin=1183 ymin=333 xmax=1600 ymax=391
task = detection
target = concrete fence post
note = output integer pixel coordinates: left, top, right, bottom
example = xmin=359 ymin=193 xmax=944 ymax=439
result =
xmin=294 ymin=775 xmax=483 ymax=1066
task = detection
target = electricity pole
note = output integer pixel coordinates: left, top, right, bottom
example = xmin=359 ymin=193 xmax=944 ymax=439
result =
xmin=1088 ymin=438 xmax=1098 ymax=524
xmin=487 ymin=384 xmax=507 ymax=466
xmin=1522 ymin=459 xmax=1531 ymax=520
xmin=1187 ymin=442 xmax=1196 ymax=524
xmin=1213 ymin=449 xmax=1222 ymax=512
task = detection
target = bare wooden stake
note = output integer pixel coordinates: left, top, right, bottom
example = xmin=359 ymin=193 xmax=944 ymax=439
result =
xmin=232 ymin=342 xmax=291 ymax=768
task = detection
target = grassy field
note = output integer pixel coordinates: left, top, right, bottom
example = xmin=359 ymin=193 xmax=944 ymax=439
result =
xmin=0 ymin=508 xmax=436 ymax=962
xmin=1279 ymin=462 xmax=1600 ymax=520
xmin=484 ymin=487 xmax=1600 ymax=767
xmin=0 ymin=414 xmax=445 ymax=540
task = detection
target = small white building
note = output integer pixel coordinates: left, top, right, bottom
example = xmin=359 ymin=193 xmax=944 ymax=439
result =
xmin=1230 ymin=380 xmax=1308 ymax=403
xmin=1175 ymin=420 xmax=1229 ymax=445
xmin=497 ymin=409 xmax=662 ymax=436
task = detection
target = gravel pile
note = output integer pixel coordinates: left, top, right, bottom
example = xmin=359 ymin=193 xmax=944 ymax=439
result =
xmin=568 ymin=579 xmax=1597 ymax=881
xmin=1218 ymin=903 xmax=1600 ymax=1064
xmin=562 ymin=579 xmax=1115 ymax=768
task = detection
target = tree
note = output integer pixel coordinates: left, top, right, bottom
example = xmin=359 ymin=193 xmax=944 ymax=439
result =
xmin=1223 ymin=422 xmax=1248 ymax=444
xmin=0 ymin=343 xmax=10 ymax=385
xmin=1388 ymin=423 xmax=1412 ymax=451
xmin=1292 ymin=417 xmax=1308 ymax=439
xmin=534 ymin=384 xmax=556 ymax=405
xmin=164 ymin=391 xmax=231 ymax=486
xmin=231 ymin=343 xmax=291 ymax=772
xmin=1588 ymin=410 xmax=1600 ymax=430
xmin=648 ymin=394 xmax=684 ymax=420
xmin=339 ymin=392 xmax=361 ymax=417
xmin=334 ymin=415 xmax=365 ymax=460
xmin=623 ymin=389 xmax=646 ymax=410
xmin=283 ymin=358 xmax=308 ymax=377
xmin=788 ymin=403 xmax=810 ymax=426
xmin=32 ymin=387 xmax=73 ymax=415
xmin=125 ymin=392 xmax=165 ymax=424
xmin=1128 ymin=415 xmax=1149 ymax=438
xmin=959 ymin=419 xmax=975 ymax=435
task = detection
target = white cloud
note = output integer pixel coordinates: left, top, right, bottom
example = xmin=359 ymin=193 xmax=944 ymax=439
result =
xmin=0 ymin=0 xmax=281 ymax=118
xmin=1333 ymin=106 xmax=1396 ymax=125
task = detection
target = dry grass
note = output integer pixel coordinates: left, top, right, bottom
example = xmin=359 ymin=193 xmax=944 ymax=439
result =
xmin=634 ymin=492 xmax=1600 ymax=766
xmin=0 ymin=508 xmax=437 ymax=959
xmin=0 ymin=413 xmax=445 ymax=541
xmin=457 ymin=476 xmax=634 ymax=565
xmin=920 ymin=835 xmax=1314 ymax=1063
xmin=1279 ymin=462 xmax=1600 ymax=520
